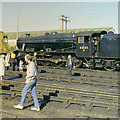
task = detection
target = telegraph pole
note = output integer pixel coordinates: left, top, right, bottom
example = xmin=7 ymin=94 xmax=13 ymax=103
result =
xmin=16 ymin=1 xmax=20 ymax=50
xmin=65 ymin=16 xmax=70 ymax=33
xmin=60 ymin=15 xmax=65 ymax=33
xmin=60 ymin=15 xmax=70 ymax=33
xmin=17 ymin=1 xmax=20 ymax=40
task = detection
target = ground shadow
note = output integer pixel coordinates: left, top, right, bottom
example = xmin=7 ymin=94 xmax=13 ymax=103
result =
xmin=24 ymin=90 xmax=59 ymax=110
xmin=40 ymin=90 xmax=59 ymax=110
xmin=6 ymin=74 xmax=23 ymax=80
xmin=73 ymin=73 xmax=81 ymax=76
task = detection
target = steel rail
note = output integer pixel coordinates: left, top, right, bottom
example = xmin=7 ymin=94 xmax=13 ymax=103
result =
xmin=2 ymin=80 xmax=119 ymax=97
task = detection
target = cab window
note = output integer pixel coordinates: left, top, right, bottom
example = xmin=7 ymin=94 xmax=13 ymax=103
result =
xmin=78 ymin=36 xmax=90 ymax=43
xmin=85 ymin=36 xmax=90 ymax=42
xmin=3 ymin=36 xmax=8 ymax=43
xmin=78 ymin=36 xmax=84 ymax=43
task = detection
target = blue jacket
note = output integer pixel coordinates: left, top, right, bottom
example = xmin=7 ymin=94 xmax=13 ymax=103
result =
xmin=66 ymin=58 xmax=75 ymax=68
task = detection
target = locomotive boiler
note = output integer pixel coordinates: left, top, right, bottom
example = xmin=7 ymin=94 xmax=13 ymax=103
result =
xmin=17 ymin=32 xmax=79 ymax=66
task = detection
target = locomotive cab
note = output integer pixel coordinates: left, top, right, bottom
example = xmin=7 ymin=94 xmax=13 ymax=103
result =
xmin=76 ymin=31 xmax=107 ymax=58
xmin=91 ymin=31 xmax=107 ymax=57
xmin=76 ymin=31 xmax=107 ymax=68
xmin=76 ymin=34 xmax=91 ymax=58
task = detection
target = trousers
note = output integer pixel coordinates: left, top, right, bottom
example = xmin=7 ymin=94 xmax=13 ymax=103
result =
xmin=67 ymin=65 xmax=73 ymax=76
xmin=19 ymin=79 xmax=39 ymax=108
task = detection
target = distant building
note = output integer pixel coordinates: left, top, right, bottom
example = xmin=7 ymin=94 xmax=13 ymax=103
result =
xmin=67 ymin=27 xmax=116 ymax=34
xmin=7 ymin=27 xmax=116 ymax=47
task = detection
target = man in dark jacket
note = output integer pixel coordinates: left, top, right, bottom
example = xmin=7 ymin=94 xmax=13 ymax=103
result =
xmin=66 ymin=55 xmax=75 ymax=76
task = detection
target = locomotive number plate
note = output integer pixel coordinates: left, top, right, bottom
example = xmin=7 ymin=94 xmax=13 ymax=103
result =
xmin=80 ymin=45 xmax=88 ymax=51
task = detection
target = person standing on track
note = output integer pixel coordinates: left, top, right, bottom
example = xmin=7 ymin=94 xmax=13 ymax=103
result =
xmin=14 ymin=54 xmax=40 ymax=111
xmin=5 ymin=53 xmax=10 ymax=70
xmin=32 ymin=52 xmax=38 ymax=70
xmin=10 ymin=52 xmax=16 ymax=71
xmin=0 ymin=54 xmax=5 ymax=80
xmin=66 ymin=55 xmax=75 ymax=76
xmin=19 ymin=59 xmax=23 ymax=72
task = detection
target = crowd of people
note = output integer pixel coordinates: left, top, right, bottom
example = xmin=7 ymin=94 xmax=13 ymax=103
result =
xmin=0 ymin=52 xmax=75 ymax=79
xmin=0 ymin=52 xmax=75 ymax=111
xmin=0 ymin=52 xmax=23 ymax=80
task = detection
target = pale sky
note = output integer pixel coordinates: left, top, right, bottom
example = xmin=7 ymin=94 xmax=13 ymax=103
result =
xmin=1 ymin=1 xmax=119 ymax=33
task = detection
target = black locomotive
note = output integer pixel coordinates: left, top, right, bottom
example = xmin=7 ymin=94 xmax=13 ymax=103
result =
xmin=17 ymin=31 xmax=120 ymax=70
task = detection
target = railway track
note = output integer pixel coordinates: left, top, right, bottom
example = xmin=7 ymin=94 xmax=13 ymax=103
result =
xmin=5 ymin=68 xmax=119 ymax=90
xmin=6 ymin=65 xmax=119 ymax=79
xmin=1 ymin=66 xmax=119 ymax=117
xmin=38 ymin=66 xmax=119 ymax=78
xmin=1 ymin=78 xmax=119 ymax=117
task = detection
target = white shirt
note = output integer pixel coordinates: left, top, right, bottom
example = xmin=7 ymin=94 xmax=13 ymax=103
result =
xmin=0 ymin=55 xmax=5 ymax=76
xmin=69 ymin=58 xmax=72 ymax=65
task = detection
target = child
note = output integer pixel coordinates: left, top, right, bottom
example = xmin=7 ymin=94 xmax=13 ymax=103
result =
xmin=14 ymin=58 xmax=18 ymax=71
xmin=19 ymin=60 xmax=23 ymax=72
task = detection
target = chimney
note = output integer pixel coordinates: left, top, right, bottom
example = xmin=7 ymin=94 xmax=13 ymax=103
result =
xmin=26 ymin=34 xmax=30 ymax=37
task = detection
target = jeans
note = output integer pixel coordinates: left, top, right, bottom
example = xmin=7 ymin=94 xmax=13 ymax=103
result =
xmin=19 ymin=79 xmax=39 ymax=108
xmin=15 ymin=65 xmax=17 ymax=71
xmin=68 ymin=65 xmax=72 ymax=76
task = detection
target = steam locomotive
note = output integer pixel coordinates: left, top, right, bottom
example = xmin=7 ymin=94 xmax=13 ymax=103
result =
xmin=17 ymin=31 xmax=120 ymax=70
